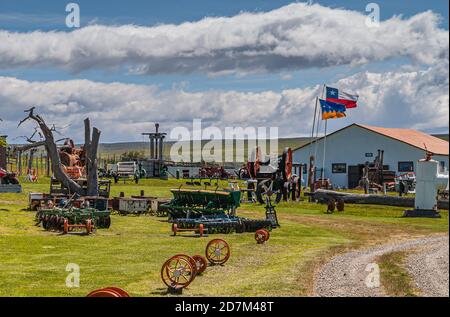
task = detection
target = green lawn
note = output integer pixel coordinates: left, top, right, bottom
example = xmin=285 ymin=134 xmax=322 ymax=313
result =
xmin=0 ymin=177 xmax=448 ymax=297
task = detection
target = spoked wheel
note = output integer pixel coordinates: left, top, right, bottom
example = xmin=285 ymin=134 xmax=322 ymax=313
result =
xmin=192 ymin=255 xmax=208 ymax=274
xmin=255 ymin=229 xmax=270 ymax=244
xmin=205 ymin=239 xmax=231 ymax=265
xmin=172 ymin=254 xmax=198 ymax=277
xmin=87 ymin=287 xmax=129 ymax=297
xmin=161 ymin=255 xmax=196 ymax=290
xmin=256 ymin=179 xmax=283 ymax=204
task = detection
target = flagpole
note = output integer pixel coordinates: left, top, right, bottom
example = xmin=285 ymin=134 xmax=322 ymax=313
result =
xmin=322 ymin=119 xmax=328 ymax=182
xmin=309 ymin=97 xmax=319 ymax=160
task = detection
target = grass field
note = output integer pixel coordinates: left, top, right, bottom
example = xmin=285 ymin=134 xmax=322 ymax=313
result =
xmin=0 ymin=177 xmax=448 ymax=297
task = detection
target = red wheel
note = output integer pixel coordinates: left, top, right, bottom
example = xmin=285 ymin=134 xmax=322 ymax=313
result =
xmin=63 ymin=219 xmax=69 ymax=234
xmin=172 ymin=223 xmax=178 ymax=236
xmin=161 ymin=255 xmax=195 ymax=289
xmin=205 ymin=239 xmax=231 ymax=265
xmin=103 ymin=287 xmax=130 ymax=297
xmin=192 ymin=255 xmax=208 ymax=274
xmin=86 ymin=219 xmax=93 ymax=234
xmin=255 ymin=229 xmax=269 ymax=244
xmin=87 ymin=288 xmax=124 ymax=297
xmin=172 ymin=254 xmax=198 ymax=277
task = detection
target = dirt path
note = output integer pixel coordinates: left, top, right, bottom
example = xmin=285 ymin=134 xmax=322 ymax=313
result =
xmin=314 ymin=235 xmax=449 ymax=297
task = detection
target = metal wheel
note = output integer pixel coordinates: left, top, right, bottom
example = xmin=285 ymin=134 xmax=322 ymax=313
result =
xmin=86 ymin=287 xmax=129 ymax=297
xmin=172 ymin=254 xmax=198 ymax=277
xmin=205 ymin=239 xmax=231 ymax=265
xmin=86 ymin=219 xmax=93 ymax=234
xmin=192 ymin=255 xmax=208 ymax=274
xmin=256 ymin=179 xmax=283 ymax=204
xmin=255 ymin=229 xmax=269 ymax=244
xmin=161 ymin=255 xmax=195 ymax=289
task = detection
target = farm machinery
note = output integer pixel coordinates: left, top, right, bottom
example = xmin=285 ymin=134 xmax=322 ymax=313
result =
xmin=0 ymin=168 xmax=22 ymax=193
xmin=163 ymin=187 xmax=279 ymax=235
xmin=244 ymin=146 xmax=302 ymax=204
xmin=35 ymin=195 xmax=111 ymax=234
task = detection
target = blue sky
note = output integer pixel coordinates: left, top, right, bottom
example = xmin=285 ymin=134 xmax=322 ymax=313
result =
xmin=0 ymin=1 xmax=448 ymax=142
xmin=0 ymin=0 xmax=448 ymax=92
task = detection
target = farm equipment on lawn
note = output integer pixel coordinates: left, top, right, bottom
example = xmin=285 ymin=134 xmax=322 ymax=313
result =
xmin=246 ymin=146 xmax=302 ymax=204
xmin=163 ymin=188 xmax=279 ymax=235
xmin=35 ymin=195 xmax=111 ymax=234
xmin=0 ymin=168 xmax=22 ymax=193
xmin=161 ymin=239 xmax=230 ymax=293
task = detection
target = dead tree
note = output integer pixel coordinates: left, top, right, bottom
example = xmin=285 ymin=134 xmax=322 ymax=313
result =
xmin=18 ymin=108 xmax=101 ymax=196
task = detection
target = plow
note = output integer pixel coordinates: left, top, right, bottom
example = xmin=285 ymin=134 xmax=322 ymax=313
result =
xmin=163 ymin=188 xmax=279 ymax=235
xmin=35 ymin=196 xmax=111 ymax=234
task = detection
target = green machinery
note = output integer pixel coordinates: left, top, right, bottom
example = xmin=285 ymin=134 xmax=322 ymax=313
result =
xmin=35 ymin=197 xmax=111 ymax=234
xmin=163 ymin=188 xmax=279 ymax=234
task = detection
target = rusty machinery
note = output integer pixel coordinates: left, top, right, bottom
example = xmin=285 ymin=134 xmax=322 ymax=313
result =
xmin=58 ymin=138 xmax=86 ymax=179
xmin=246 ymin=146 xmax=301 ymax=204
xmin=359 ymin=149 xmax=396 ymax=193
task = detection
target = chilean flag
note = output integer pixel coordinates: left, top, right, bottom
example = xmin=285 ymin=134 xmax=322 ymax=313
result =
xmin=326 ymin=86 xmax=358 ymax=108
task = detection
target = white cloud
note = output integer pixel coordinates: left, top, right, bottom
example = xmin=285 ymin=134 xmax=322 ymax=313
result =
xmin=0 ymin=62 xmax=447 ymax=142
xmin=0 ymin=3 xmax=447 ymax=75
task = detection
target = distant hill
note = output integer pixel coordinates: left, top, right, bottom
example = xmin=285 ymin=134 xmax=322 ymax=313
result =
xmin=432 ymin=133 xmax=449 ymax=141
xmin=98 ymin=137 xmax=312 ymax=162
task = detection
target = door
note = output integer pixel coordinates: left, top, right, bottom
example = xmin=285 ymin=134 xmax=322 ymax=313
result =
xmin=348 ymin=165 xmax=362 ymax=189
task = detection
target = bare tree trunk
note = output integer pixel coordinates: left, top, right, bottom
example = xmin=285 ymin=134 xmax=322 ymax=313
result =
xmin=85 ymin=118 xmax=101 ymax=196
xmin=19 ymin=109 xmax=83 ymax=195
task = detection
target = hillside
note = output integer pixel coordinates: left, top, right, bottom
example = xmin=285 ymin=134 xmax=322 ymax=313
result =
xmin=98 ymin=137 xmax=312 ymax=162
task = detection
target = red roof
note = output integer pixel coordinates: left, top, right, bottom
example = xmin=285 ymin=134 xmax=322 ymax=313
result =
xmin=357 ymin=124 xmax=449 ymax=156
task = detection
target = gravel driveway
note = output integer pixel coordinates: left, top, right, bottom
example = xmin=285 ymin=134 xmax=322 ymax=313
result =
xmin=314 ymin=235 xmax=449 ymax=297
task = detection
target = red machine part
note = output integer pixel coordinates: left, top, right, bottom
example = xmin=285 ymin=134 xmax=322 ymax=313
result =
xmin=172 ymin=223 xmax=205 ymax=237
xmin=87 ymin=287 xmax=130 ymax=297
xmin=62 ymin=218 xmax=94 ymax=234
xmin=205 ymin=239 xmax=231 ymax=265
xmin=284 ymin=148 xmax=293 ymax=181
xmin=161 ymin=255 xmax=196 ymax=290
xmin=192 ymin=255 xmax=208 ymax=274
xmin=255 ymin=229 xmax=270 ymax=244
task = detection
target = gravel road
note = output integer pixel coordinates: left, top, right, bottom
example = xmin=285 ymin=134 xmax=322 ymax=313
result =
xmin=314 ymin=235 xmax=449 ymax=297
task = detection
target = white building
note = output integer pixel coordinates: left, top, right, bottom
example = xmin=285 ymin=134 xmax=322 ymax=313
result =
xmin=293 ymin=123 xmax=449 ymax=189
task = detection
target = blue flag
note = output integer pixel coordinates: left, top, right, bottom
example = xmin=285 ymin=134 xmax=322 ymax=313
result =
xmin=319 ymin=99 xmax=346 ymax=120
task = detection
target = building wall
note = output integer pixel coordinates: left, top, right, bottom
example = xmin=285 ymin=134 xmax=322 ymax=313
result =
xmin=293 ymin=125 xmax=449 ymax=188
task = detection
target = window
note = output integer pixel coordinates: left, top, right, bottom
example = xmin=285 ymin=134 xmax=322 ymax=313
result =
xmin=332 ymin=163 xmax=347 ymax=174
xmin=439 ymin=161 xmax=446 ymax=172
xmin=398 ymin=161 xmax=414 ymax=172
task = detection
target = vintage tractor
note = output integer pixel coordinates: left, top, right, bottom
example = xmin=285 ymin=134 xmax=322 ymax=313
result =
xmin=163 ymin=188 xmax=279 ymax=235
xmin=246 ymin=147 xmax=301 ymax=204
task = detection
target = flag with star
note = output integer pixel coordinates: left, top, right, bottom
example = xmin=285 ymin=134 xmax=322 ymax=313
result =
xmin=326 ymin=86 xmax=358 ymax=108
